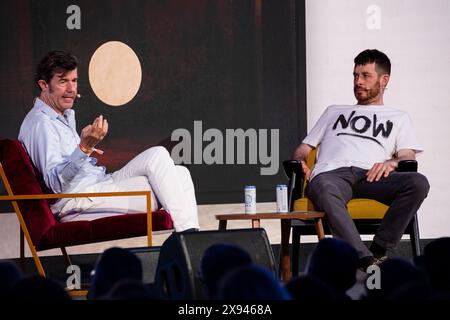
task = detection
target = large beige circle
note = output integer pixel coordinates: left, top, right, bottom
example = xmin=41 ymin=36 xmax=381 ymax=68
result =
xmin=89 ymin=41 xmax=142 ymax=106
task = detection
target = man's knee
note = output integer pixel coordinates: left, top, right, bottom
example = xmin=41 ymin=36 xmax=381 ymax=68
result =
xmin=405 ymin=173 xmax=430 ymax=199
xmin=150 ymin=146 xmax=170 ymax=156
xmin=176 ymin=165 xmax=192 ymax=179
xmin=144 ymin=146 xmax=172 ymax=162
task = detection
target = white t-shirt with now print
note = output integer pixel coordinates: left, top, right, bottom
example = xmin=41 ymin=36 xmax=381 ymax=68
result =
xmin=303 ymin=104 xmax=423 ymax=180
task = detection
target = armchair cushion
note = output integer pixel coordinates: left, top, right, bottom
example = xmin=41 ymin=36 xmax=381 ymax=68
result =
xmin=292 ymin=197 xmax=316 ymax=212
xmin=37 ymin=210 xmax=173 ymax=250
xmin=346 ymin=199 xmax=388 ymax=219
xmin=293 ymin=197 xmax=388 ymax=219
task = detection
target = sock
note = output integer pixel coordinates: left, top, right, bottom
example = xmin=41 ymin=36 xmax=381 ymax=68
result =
xmin=370 ymin=242 xmax=387 ymax=258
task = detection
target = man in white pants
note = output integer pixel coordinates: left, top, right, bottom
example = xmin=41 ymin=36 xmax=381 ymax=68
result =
xmin=19 ymin=50 xmax=199 ymax=232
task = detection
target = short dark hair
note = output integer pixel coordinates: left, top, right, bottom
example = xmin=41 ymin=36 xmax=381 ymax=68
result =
xmin=35 ymin=50 xmax=78 ymax=90
xmin=354 ymin=49 xmax=391 ymax=75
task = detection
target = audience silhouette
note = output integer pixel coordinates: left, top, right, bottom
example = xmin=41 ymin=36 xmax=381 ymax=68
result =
xmin=0 ymin=260 xmax=23 ymax=298
xmin=1 ymin=237 xmax=449 ymax=301
xmin=200 ymin=243 xmax=253 ymax=299
xmin=365 ymin=257 xmax=430 ymax=300
xmin=216 ymin=264 xmax=291 ymax=300
xmin=421 ymin=237 xmax=450 ymax=297
xmin=87 ymin=247 xmax=143 ymax=299
xmin=305 ymin=238 xmax=359 ymax=299
xmin=104 ymin=279 xmax=162 ymax=300
xmin=285 ymin=274 xmax=336 ymax=301
xmin=9 ymin=275 xmax=71 ymax=300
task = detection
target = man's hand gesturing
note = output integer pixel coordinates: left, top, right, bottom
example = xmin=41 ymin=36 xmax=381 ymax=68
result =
xmin=80 ymin=115 xmax=108 ymax=153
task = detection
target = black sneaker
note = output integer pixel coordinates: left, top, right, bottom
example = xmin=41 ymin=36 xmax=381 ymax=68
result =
xmin=374 ymin=255 xmax=388 ymax=265
xmin=180 ymin=228 xmax=199 ymax=233
xmin=358 ymin=256 xmax=377 ymax=271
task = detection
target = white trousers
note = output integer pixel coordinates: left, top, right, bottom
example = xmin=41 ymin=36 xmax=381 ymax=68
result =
xmin=59 ymin=147 xmax=199 ymax=231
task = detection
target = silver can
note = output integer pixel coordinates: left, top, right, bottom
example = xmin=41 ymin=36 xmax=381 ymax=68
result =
xmin=244 ymin=186 xmax=256 ymax=214
xmin=276 ymin=184 xmax=288 ymax=213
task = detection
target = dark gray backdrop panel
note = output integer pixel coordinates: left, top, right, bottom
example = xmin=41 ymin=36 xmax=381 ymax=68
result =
xmin=0 ymin=0 xmax=306 ymax=211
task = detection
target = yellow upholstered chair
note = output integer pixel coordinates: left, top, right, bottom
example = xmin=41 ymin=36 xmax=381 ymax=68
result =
xmin=284 ymin=147 xmax=421 ymax=276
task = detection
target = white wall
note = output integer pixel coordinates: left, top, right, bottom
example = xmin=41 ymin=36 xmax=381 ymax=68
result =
xmin=306 ymin=0 xmax=450 ymax=238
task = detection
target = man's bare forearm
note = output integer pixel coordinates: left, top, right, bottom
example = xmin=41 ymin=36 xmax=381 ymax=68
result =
xmin=391 ymin=149 xmax=416 ymax=166
xmin=292 ymin=143 xmax=313 ymax=162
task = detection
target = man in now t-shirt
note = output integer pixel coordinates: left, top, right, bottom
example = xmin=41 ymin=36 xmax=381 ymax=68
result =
xmin=293 ymin=49 xmax=430 ymax=270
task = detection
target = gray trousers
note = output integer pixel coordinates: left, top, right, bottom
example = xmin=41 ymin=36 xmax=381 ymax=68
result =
xmin=306 ymin=167 xmax=430 ymax=258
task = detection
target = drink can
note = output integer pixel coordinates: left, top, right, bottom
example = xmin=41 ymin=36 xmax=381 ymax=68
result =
xmin=245 ymin=186 xmax=256 ymax=214
xmin=276 ymin=184 xmax=288 ymax=213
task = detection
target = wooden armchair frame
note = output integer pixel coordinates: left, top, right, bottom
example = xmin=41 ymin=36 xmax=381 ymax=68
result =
xmin=0 ymin=163 xmax=152 ymax=278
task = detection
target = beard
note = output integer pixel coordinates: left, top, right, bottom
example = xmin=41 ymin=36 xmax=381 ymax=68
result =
xmin=354 ymin=81 xmax=382 ymax=105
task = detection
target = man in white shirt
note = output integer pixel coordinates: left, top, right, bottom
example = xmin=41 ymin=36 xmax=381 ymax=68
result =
xmin=19 ymin=50 xmax=199 ymax=232
xmin=292 ymin=49 xmax=429 ymax=269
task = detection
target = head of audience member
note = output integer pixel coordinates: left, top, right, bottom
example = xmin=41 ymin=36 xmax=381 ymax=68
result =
xmin=387 ymin=280 xmax=434 ymax=301
xmin=422 ymin=237 xmax=450 ymax=293
xmin=9 ymin=275 xmax=71 ymax=300
xmin=306 ymin=238 xmax=359 ymax=296
xmin=0 ymin=260 xmax=23 ymax=298
xmin=88 ymin=247 xmax=143 ymax=299
xmin=200 ymin=243 xmax=253 ymax=299
xmin=285 ymin=274 xmax=336 ymax=301
xmin=103 ymin=279 xmax=163 ymax=300
xmin=216 ymin=264 xmax=291 ymax=300
xmin=365 ymin=257 xmax=429 ymax=300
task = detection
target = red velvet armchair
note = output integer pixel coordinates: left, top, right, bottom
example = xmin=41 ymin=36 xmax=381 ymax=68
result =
xmin=0 ymin=139 xmax=173 ymax=287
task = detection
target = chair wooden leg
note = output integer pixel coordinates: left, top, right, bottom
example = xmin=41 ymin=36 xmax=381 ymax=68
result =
xmin=410 ymin=214 xmax=421 ymax=257
xmin=61 ymin=247 xmax=73 ymax=267
xmin=291 ymin=226 xmax=301 ymax=277
xmin=18 ymin=220 xmax=45 ymax=277
xmin=314 ymin=217 xmax=325 ymax=240
xmin=31 ymin=253 xmax=46 ymax=277
xmin=20 ymin=228 xmax=25 ymax=271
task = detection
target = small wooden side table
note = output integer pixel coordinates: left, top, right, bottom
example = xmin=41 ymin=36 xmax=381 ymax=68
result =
xmin=215 ymin=211 xmax=325 ymax=282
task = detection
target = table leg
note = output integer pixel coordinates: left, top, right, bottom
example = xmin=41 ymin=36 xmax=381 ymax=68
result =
xmin=280 ymin=219 xmax=291 ymax=282
xmin=315 ymin=217 xmax=325 ymax=240
xmin=218 ymin=220 xmax=227 ymax=230
xmin=251 ymin=219 xmax=260 ymax=228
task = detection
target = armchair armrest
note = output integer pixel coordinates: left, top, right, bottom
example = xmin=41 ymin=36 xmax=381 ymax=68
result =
xmin=0 ymin=190 xmax=151 ymax=201
xmin=282 ymin=160 xmax=305 ymax=211
xmin=282 ymin=160 xmax=303 ymax=179
xmin=0 ymin=191 xmax=153 ymax=246
xmin=396 ymin=160 xmax=418 ymax=172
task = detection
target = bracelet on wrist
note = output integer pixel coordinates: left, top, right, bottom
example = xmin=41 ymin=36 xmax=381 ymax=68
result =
xmin=79 ymin=144 xmax=94 ymax=154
